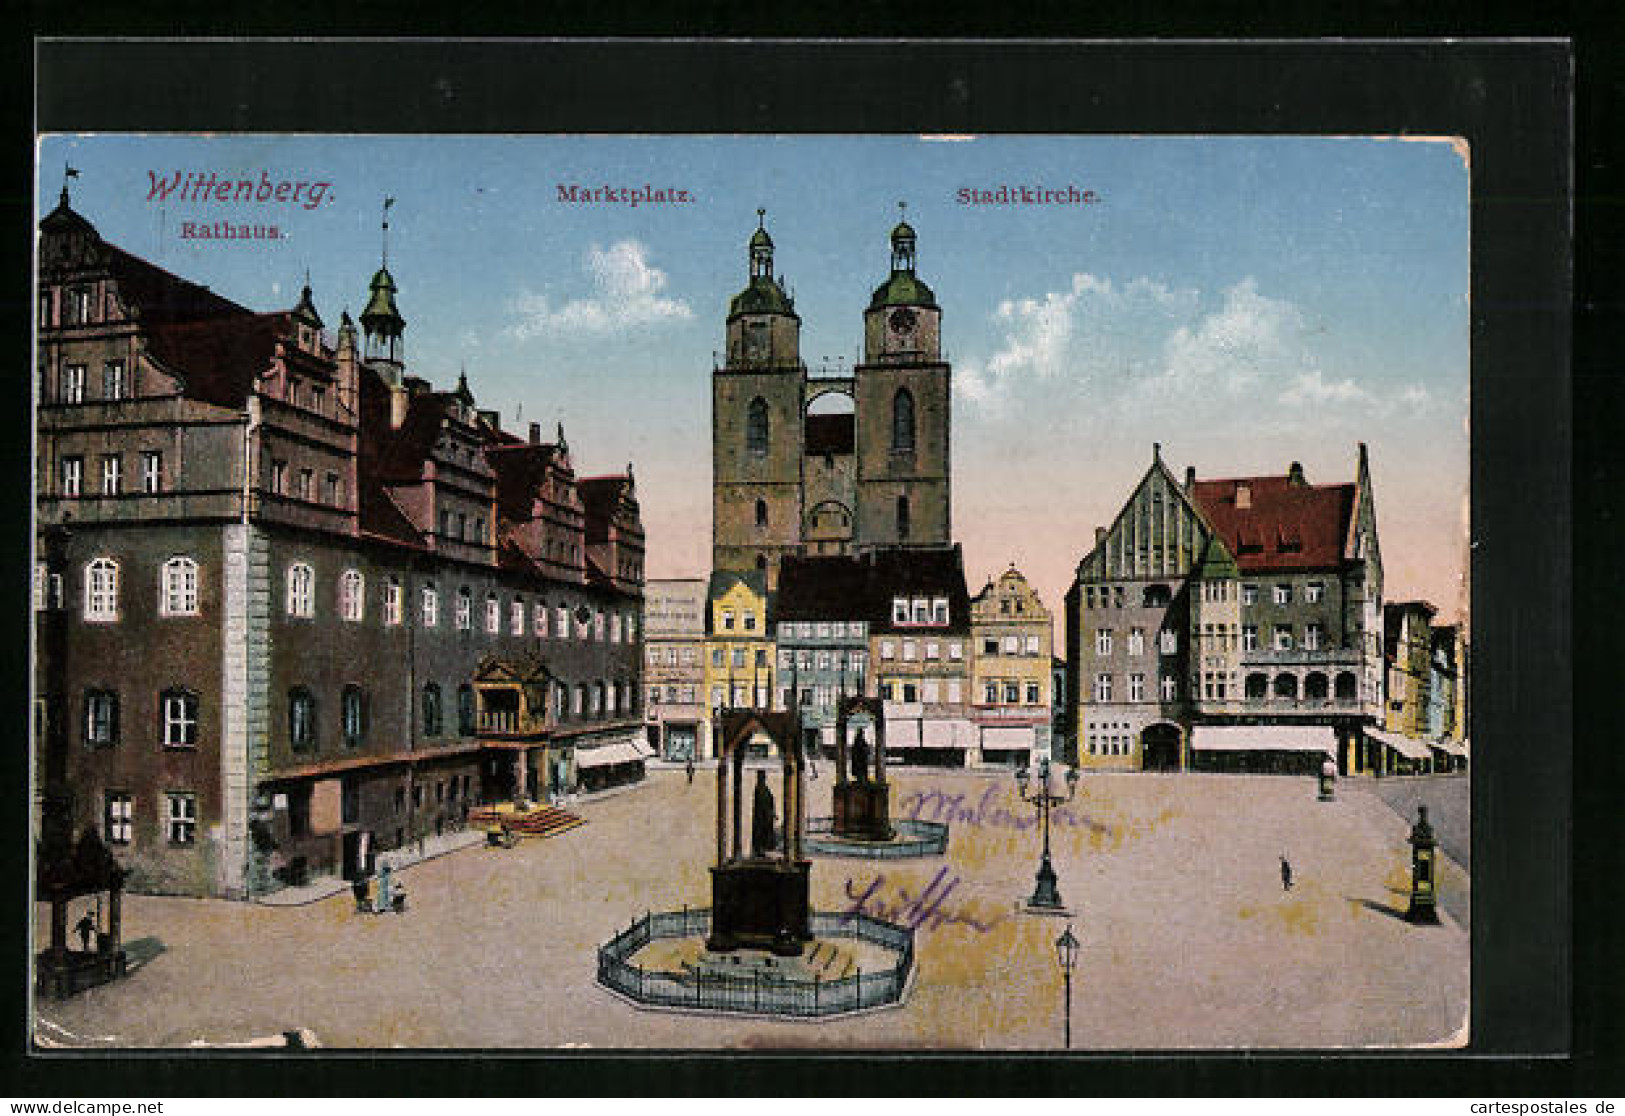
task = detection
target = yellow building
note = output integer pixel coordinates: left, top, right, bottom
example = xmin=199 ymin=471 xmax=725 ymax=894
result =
xmin=703 ymin=570 xmax=775 ymax=756
xmin=969 ymin=565 xmax=1054 ymax=766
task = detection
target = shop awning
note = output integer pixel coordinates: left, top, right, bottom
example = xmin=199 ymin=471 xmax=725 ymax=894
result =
xmin=575 ymin=741 xmax=647 ymax=768
xmin=1190 ymin=725 xmax=1336 ymax=754
xmin=1430 ymin=736 xmax=1468 ymax=758
xmin=885 ymin=719 xmax=922 ymax=748
xmin=981 ymin=725 xmax=1035 ymax=750
xmin=1365 ymin=727 xmax=1434 ymax=761
xmin=923 ymin=719 xmax=975 ymax=750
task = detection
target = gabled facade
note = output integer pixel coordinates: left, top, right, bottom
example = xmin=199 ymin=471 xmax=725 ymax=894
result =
xmin=1066 ymin=444 xmax=1386 ymax=775
xmin=643 ymin=578 xmax=708 ymax=761
xmin=969 ymin=565 xmax=1054 ymax=765
xmin=34 ymin=195 xmax=646 ymax=898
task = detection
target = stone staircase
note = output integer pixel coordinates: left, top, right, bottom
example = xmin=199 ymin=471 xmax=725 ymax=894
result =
xmin=468 ymin=803 xmax=585 ymax=841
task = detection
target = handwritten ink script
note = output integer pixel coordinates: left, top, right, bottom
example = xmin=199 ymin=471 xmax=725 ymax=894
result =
xmin=841 ymin=867 xmax=1001 ymax=934
xmin=898 ymin=784 xmax=1111 ymax=836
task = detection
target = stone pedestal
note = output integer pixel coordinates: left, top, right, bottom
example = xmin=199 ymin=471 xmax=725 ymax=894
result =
xmin=707 ymin=860 xmax=812 ymax=956
xmin=833 ymin=781 xmax=894 ymax=842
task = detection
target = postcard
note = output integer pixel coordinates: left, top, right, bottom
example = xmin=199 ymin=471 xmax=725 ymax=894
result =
xmin=31 ymin=132 xmax=1470 ymax=1050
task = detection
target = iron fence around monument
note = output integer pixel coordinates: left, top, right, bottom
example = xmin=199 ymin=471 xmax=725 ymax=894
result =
xmin=597 ymin=906 xmax=914 ymax=1018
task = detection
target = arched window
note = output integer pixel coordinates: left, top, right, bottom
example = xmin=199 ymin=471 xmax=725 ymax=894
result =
xmin=286 ymin=563 xmax=314 ymax=617
xmin=160 ymin=556 xmax=199 ymax=617
xmin=1304 ymin=672 xmax=1329 ymax=701
xmin=755 ymin=499 xmax=768 ymax=529
xmin=1273 ymin=674 xmax=1300 ymax=701
xmin=891 ymin=388 xmax=916 ymax=452
xmin=84 ymin=558 xmax=119 ymax=622
xmin=1335 ymin=671 xmax=1359 ymax=702
xmin=746 ymin=397 xmax=769 ymax=456
xmin=1245 ymin=673 xmax=1269 ymax=700
xmin=288 ymin=686 xmax=317 ymax=751
xmin=421 ymin=582 xmax=439 ymax=627
xmin=896 ymin=495 xmax=911 ymax=539
xmin=457 ymin=684 xmax=475 ymax=735
xmin=384 ymin=576 xmax=403 ymax=625
xmin=342 ymin=685 xmax=367 ymax=748
xmin=485 ymin=593 xmax=501 ymax=634
xmin=422 ymin=683 xmax=443 ymax=736
xmin=339 ymin=569 xmax=364 ymax=622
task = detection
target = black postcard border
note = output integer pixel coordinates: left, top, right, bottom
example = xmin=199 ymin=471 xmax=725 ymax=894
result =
xmin=16 ymin=37 xmax=1584 ymax=1097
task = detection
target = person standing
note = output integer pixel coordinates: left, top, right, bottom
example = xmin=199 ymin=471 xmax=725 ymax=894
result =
xmin=75 ymin=910 xmax=96 ymax=952
xmin=1280 ymin=855 xmax=1294 ymax=891
xmin=685 ymin=756 xmax=695 ymax=785
xmin=377 ymin=861 xmax=393 ymax=913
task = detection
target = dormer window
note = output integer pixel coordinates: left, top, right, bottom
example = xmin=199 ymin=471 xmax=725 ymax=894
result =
xmin=892 ymin=598 xmax=909 ymax=624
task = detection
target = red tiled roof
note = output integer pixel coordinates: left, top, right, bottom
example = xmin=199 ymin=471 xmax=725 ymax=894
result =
xmin=357 ymin=478 xmax=425 ymax=549
xmin=1188 ymin=475 xmax=1355 ymax=572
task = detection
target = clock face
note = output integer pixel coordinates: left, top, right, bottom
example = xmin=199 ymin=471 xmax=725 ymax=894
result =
xmin=888 ymin=307 xmax=917 ymax=334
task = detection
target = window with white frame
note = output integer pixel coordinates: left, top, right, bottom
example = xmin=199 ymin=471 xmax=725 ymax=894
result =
xmin=85 ymin=689 xmax=119 ymax=748
xmin=594 ymin=610 xmax=605 ymax=640
xmin=1025 ymin=634 xmax=1041 ymax=655
xmin=270 ymin=460 xmax=287 ymax=495
xmin=932 ymin=597 xmax=949 ymax=624
xmin=892 ymin=598 xmax=909 ymax=623
xmin=1128 ymin=628 xmax=1145 ymax=656
xmin=286 ymin=563 xmax=314 ymax=617
xmin=948 ymin=641 xmax=962 ymax=661
xmin=1095 ymin=629 xmax=1113 ymax=656
xmin=100 ymin=455 xmax=121 ymax=495
xmin=161 ymin=689 xmax=198 ymax=749
xmin=104 ymin=791 xmax=133 ymax=845
xmin=902 ymin=640 xmax=918 ymax=662
xmin=34 ymin=564 xmax=45 ymax=612
xmin=454 ymin=588 xmax=472 ymax=630
xmin=1159 ymin=629 xmax=1178 ymax=655
xmin=880 ymin=640 xmax=896 ymax=660
xmin=160 ymin=557 xmax=199 ymax=616
xmin=626 ymin=615 xmax=637 ymax=641
xmin=1273 ymin=584 xmax=1291 ymax=605
xmin=61 ymin=456 xmax=83 ymax=497
xmin=946 ymin=679 xmax=962 ymax=703
xmin=339 ymin=569 xmax=364 ymax=622
xmin=485 ymin=594 xmax=501 ymax=634
xmin=1242 ymin=626 xmax=1258 ymax=652
xmin=1305 ymin=581 xmax=1324 ymax=604
xmin=84 ymin=558 xmax=118 ymax=621
xmin=1128 ymin=674 xmax=1145 ymax=702
xmin=535 ymin=602 xmax=548 ymax=636
xmin=421 ymin=583 xmax=439 ymax=627
xmin=60 ymin=364 xmax=86 ymax=403
xmin=511 ymin=599 xmax=525 ymax=636
xmin=1273 ymin=624 xmax=1294 ymax=651
xmin=1094 ymin=674 xmax=1113 ymax=702
xmin=1003 ymin=681 xmax=1020 ymax=703
xmin=166 ymin=792 xmax=197 ymax=845
xmin=610 ymin=612 xmax=621 ymax=642
xmin=925 ymin=641 xmax=940 ymax=661
xmin=342 ymin=686 xmax=366 ymax=748
xmin=557 ymin=604 xmax=569 ymax=637
xmin=384 ymin=578 xmax=402 ymax=626
xmin=1304 ymin=623 xmax=1322 ymax=651
xmin=912 ymin=598 xmax=929 ymax=624
xmin=140 ymin=451 xmax=162 ymax=493
xmin=1026 ymin=682 xmax=1041 ymax=704
xmin=288 ymin=687 xmax=317 ymax=751
xmin=1160 ymin=675 xmax=1178 ymax=701
xmin=722 ymin=609 xmax=735 ymax=631
xmin=1242 ymin=584 xmax=1258 ymax=606
xmin=103 ymin=360 xmax=127 ymax=400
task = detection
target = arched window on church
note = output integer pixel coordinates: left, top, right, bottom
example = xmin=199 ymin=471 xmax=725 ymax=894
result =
xmin=891 ymin=388 xmax=915 ymax=452
xmin=755 ymin=499 xmax=768 ymax=530
xmin=746 ymin=397 xmax=769 ymax=456
xmin=897 ymin=495 xmax=911 ymax=540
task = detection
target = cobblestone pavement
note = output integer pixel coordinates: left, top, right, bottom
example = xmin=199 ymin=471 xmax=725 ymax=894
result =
xmin=33 ymin=770 xmax=1468 ymax=1051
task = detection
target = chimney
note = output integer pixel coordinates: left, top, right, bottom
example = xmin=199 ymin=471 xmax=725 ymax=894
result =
xmin=1184 ymin=466 xmax=1196 ymax=490
xmin=1287 ymin=461 xmax=1306 ymax=487
xmin=388 ymin=383 xmax=408 ymax=430
xmin=1236 ymin=483 xmax=1252 ymax=509
xmin=1095 ymin=527 xmax=1107 ymax=547
xmin=529 ymin=421 xmax=542 ymax=445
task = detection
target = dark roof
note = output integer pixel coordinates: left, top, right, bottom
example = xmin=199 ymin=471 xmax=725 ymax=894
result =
xmin=579 ymin=475 xmax=634 ymax=523
xmin=371 ymin=393 xmax=452 ymax=482
xmin=1188 ymin=474 xmax=1355 ymax=573
xmin=708 ymin=568 xmax=767 ymax=602
xmin=357 ymin=477 xmax=425 ymax=549
xmin=804 ymin=413 xmax=855 ymax=455
xmin=104 ymin=242 xmax=252 ymax=324
xmin=487 ymin=442 xmax=566 ymax=521
xmin=775 ymin=555 xmax=871 ymax=621
xmin=143 ymin=313 xmax=296 ymax=408
xmin=863 ymin=546 xmax=972 ymax=631
xmin=869 ymin=271 xmax=938 ymax=310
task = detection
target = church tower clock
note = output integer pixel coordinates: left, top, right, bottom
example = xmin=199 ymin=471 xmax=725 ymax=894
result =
xmin=854 ymin=206 xmax=951 ymax=549
xmin=712 ymin=211 xmax=806 ymax=588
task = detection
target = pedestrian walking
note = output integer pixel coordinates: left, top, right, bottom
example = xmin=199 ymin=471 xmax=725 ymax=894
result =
xmin=377 ymin=861 xmax=393 ymax=913
xmin=685 ymin=757 xmax=695 ymax=785
xmin=75 ymin=910 xmax=96 ymax=952
xmin=351 ymin=874 xmax=372 ymax=914
xmin=1280 ymin=855 xmax=1294 ymax=891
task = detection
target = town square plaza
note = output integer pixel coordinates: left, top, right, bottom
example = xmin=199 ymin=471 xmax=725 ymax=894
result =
xmin=33 ymin=769 xmax=1468 ymax=1050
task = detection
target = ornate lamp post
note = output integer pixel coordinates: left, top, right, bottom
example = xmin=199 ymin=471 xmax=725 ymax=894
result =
xmin=1405 ymin=804 xmax=1440 ymax=924
xmin=1016 ymin=757 xmax=1080 ymax=912
xmin=1055 ymin=922 xmax=1080 ymax=1049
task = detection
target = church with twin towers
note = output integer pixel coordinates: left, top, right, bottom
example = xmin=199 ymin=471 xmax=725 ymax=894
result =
xmin=711 ymin=208 xmax=953 ymax=590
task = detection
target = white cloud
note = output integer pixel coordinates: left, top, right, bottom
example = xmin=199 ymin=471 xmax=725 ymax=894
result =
xmin=505 ymin=239 xmax=692 ymax=340
xmin=1280 ymin=368 xmax=1373 ymax=408
xmin=1157 ymin=278 xmax=1306 ymax=397
xmin=955 ymin=273 xmax=1196 ymax=407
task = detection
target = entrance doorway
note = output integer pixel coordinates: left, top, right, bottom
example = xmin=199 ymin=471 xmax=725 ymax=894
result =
xmin=1142 ymin=723 xmax=1182 ymax=772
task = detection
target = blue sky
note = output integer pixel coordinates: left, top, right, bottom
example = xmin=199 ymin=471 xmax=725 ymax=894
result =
xmin=38 ymin=134 xmax=1470 ymax=626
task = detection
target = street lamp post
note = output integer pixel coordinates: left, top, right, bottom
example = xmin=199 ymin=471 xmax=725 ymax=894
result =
xmin=1016 ymin=757 xmax=1080 ymax=911
xmin=1055 ymin=922 xmax=1080 ymax=1049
